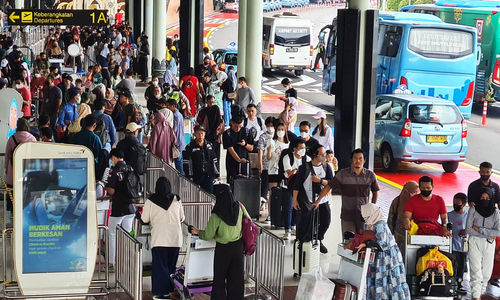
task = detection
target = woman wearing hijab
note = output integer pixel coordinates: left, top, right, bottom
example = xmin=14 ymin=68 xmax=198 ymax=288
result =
xmin=190 ymin=184 xmax=249 ymax=300
xmin=139 ymin=177 xmax=184 ymax=300
xmin=466 ymin=188 xmax=500 ymax=300
xmin=387 ymin=181 xmax=419 ymax=254
xmin=196 ymin=95 xmax=224 ymax=169
xmin=148 ymin=111 xmax=177 ymax=166
xmin=359 ymin=203 xmax=411 ymax=300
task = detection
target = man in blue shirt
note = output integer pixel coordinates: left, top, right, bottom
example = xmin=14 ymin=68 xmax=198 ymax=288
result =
xmin=57 ymin=87 xmax=80 ymax=139
xmin=92 ymin=99 xmax=117 ymax=151
xmin=70 ymin=115 xmax=103 ymax=161
xmin=166 ymin=98 xmax=186 ymax=175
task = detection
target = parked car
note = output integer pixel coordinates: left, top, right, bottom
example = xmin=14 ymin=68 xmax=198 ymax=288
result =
xmin=212 ymin=48 xmax=238 ymax=73
xmin=374 ymin=94 xmax=468 ymax=173
xmin=224 ymin=0 xmax=239 ymax=12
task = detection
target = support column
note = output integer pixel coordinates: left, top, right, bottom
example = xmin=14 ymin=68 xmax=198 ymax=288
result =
xmin=335 ymin=0 xmax=377 ymax=169
xmin=245 ymin=0 xmax=263 ymax=107
xmin=237 ymin=0 xmax=247 ymax=77
xmin=190 ymin=0 xmax=196 ymax=67
xmin=179 ymin=0 xmax=193 ymax=78
xmin=144 ymin=0 xmax=154 ymax=78
xmin=127 ymin=0 xmax=134 ymax=34
xmin=153 ymin=0 xmax=167 ymax=64
xmin=14 ymin=0 xmax=23 ymax=8
xmin=194 ymin=0 xmax=204 ymax=68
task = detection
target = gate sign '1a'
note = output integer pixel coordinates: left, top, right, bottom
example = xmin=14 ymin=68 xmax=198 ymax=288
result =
xmin=7 ymin=9 xmax=108 ymax=26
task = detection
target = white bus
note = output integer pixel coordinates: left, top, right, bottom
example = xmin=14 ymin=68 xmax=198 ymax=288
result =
xmin=263 ymin=13 xmax=313 ymax=76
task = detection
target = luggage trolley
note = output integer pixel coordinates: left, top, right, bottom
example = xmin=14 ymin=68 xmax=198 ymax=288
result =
xmin=404 ymin=231 xmax=456 ymax=299
xmin=172 ymin=224 xmax=216 ymax=300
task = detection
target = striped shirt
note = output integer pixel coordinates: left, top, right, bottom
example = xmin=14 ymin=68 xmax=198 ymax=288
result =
xmin=329 ymin=167 xmax=380 ymax=221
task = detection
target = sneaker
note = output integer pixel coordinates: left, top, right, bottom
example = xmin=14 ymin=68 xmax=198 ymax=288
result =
xmin=320 ymin=242 xmax=328 ymax=254
xmin=153 ymin=295 xmax=171 ymax=300
xmin=291 ymin=229 xmax=296 ymax=236
xmin=283 ymin=230 xmax=291 ymax=240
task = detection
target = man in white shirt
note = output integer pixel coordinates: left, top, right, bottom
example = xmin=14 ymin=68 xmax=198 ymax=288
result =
xmin=244 ymin=104 xmax=264 ymax=144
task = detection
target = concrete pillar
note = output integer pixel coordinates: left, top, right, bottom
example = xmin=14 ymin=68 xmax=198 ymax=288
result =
xmin=144 ymin=0 xmax=153 ymax=78
xmin=245 ymin=0 xmax=263 ymax=106
xmin=190 ymin=0 xmax=196 ymax=67
xmin=14 ymin=0 xmax=23 ymax=8
xmin=128 ymin=0 xmax=134 ymax=32
xmin=153 ymin=0 xmax=167 ymax=63
xmin=237 ymin=0 xmax=247 ymax=77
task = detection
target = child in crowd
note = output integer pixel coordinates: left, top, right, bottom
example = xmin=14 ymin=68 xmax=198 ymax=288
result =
xmin=326 ymin=150 xmax=338 ymax=172
xmin=448 ymin=192 xmax=468 ymax=294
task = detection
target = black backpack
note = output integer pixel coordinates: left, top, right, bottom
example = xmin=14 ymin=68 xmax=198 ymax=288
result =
xmin=94 ymin=114 xmax=109 ymax=146
xmin=298 ymin=161 xmax=328 ymax=205
xmin=277 ymin=149 xmax=306 ymax=185
xmin=129 ymin=143 xmax=147 ymax=175
xmin=122 ymin=165 xmax=142 ymax=200
xmin=221 ymin=76 xmax=234 ymax=93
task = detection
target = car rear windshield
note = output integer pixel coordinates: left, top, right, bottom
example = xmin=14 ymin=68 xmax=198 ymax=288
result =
xmin=224 ymin=53 xmax=238 ymax=65
xmin=408 ymin=28 xmax=473 ymax=59
xmin=275 ymin=27 xmax=310 ymax=46
xmin=409 ymin=104 xmax=462 ymax=125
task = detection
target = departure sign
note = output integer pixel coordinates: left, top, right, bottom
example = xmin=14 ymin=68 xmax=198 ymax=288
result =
xmin=7 ymin=9 xmax=108 ymax=26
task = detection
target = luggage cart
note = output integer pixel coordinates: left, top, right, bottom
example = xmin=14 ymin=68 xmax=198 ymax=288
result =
xmin=172 ymin=224 xmax=216 ymax=300
xmin=404 ymin=231 xmax=456 ymax=299
xmin=335 ymin=243 xmax=375 ymax=300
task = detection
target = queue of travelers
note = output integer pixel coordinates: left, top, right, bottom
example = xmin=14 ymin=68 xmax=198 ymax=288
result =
xmin=2 ymin=22 xmax=500 ymax=300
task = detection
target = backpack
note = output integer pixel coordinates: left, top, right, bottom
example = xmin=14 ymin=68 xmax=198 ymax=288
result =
xmin=111 ymin=102 xmax=123 ymax=129
xmin=221 ymin=76 xmax=234 ymax=93
xmin=122 ymin=164 xmax=142 ymax=200
xmin=244 ymin=118 xmax=264 ymax=141
xmin=10 ymin=135 xmax=19 ymax=166
xmin=239 ymin=202 xmax=258 ymax=256
xmin=298 ymin=162 xmax=328 ymax=205
xmin=129 ymin=142 xmax=147 ymax=175
xmin=94 ymin=114 xmax=109 ymax=146
xmin=95 ymin=148 xmax=110 ymax=180
xmin=277 ymin=148 xmax=306 ymax=185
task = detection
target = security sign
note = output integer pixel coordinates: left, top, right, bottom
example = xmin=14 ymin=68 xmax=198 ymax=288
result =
xmin=7 ymin=9 xmax=108 ymax=26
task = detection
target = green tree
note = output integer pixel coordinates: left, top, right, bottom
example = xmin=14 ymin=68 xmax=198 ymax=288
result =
xmin=386 ymin=0 xmax=401 ymax=11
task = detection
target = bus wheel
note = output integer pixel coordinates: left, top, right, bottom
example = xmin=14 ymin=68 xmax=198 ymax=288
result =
xmin=294 ymin=69 xmax=304 ymax=76
xmin=442 ymin=161 xmax=459 ymax=173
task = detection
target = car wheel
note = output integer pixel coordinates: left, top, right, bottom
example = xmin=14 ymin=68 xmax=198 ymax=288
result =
xmin=442 ymin=161 xmax=459 ymax=173
xmin=294 ymin=69 xmax=304 ymax=76
xmin=381 ymin=145 xmax=399 ymax=172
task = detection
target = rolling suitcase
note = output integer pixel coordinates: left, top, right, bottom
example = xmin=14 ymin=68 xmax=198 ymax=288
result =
xmin=330 ymin=279 xmax=358 ymax=300
xmin=232 ymin=163 xmax=261 ymax=219
xmin=293 ymin=209 xmax=320 ymax=278
xmin=270 ymin=186 xmax=284 ymax=228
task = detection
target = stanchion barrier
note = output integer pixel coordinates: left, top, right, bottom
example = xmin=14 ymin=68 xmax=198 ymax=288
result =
xmin=245 ymin=225 xmax=286 ymax=300
xmin=115 ymin=224 xmax=143 ymax=300
xmin=95 ymin=225 xmax=110 ymax=288
xmin=1 ymin=228 xmax=14 ymax=285
xmin=1 ymin=189 xmax=10 ymax=231
xmin=182 ymin=202 xmax=215 ymax=230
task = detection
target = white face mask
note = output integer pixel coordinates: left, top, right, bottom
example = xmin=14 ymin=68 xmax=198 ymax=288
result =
xmin=237 ymin=84 xmax=242 ymax=89
xmin=152 ymin=81 xmax=158 ymax=86
xmin=267 ymin=126 xmax=275 ymax=134
xmin=276 ymin=130 xmax=285 ymax=138
xmin=35 ymin=73 xmax=41 ymax=78
xmin=300 ymin=131 xmax=309 ymax=139
xmin=15 ymin=84 xmax=21 ymax=89
xmin=297 ymin=148 xmax=306 ymax=157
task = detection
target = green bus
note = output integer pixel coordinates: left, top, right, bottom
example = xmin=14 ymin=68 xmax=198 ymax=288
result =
xmin=408 ymin=4 xmax=500 ymax=102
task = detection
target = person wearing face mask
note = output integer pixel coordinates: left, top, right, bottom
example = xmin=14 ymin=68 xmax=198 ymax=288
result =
xmin=197 ymin=56 xmax=212 ymax=78
xmin=447 ymin=192 xmax=469 ymax=294
xmin=466 ymin=188 xmax=500 ymax=300
xmin=279 ymin=78 xmax=298 ymax=131
xmin=281 ymin=138 xmax=311 ymax=239
xmin=223 ymin=116 xmax=254 ymax=186
xmin=402 ymin=176 xmax=452 ymax=237
xmin=145 ymin=77 xmax=162 ymax=107
xmin=316 ymin=149 xmax=379 ymax=235
xmin=56 ymin=87 xmax=81 ymax=142
xmin=312 ymin=111 xmax=334 ymax=152
xmin=68 ymin=92 xmax=92 ymax=137
xmin=468 ymin=161 xmax=500 ymax=208
xmin=387 ymin=181 xmax=419 ymax=254
xmin=256 ymin=117 xmax=276 ymax=212
xmin=298 ymin=121 xmax=320 ymax=157
xmin=292 ymin=145 xmax=333 ymax=252
xmin=15 ymin=78 xmax=31 ymax=119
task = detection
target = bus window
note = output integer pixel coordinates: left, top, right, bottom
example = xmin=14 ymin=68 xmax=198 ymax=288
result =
xmin=408 ymin=28 xmax=473 ymax=59
xmin=263 ymin=25 xmax=271 ymax=42
xmin=378 ymin=25 xmax=403 ymax=57
xmin=224 ymin=53 xmax=238 ymax=65
xmin=275 ymin=27 xmax=310 ymax=46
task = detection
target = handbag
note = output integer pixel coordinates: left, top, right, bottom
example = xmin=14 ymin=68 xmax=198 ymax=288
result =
xmin=238 ymin=202 xmax=258 ymax=256
xmin=172 ymin=144 xmax=180 ymax=159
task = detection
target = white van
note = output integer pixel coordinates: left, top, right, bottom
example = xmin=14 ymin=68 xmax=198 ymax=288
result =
xmin=263 ymin=13 xmax=313 ymax=76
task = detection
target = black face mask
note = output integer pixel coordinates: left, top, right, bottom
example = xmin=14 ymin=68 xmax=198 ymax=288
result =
xmin=453 ymin=204 xmax=463 ymax=212
xmin=479 ymin=199 xmax=490 ymax=208
xmin=481 ymin=175 xmax=491 ymax=182
xmin=420 ymin=190 xmax=432 ymax=197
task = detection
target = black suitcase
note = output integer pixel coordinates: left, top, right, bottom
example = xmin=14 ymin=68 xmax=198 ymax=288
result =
xmin=270 ymin=186 xmax=284 ymax=228
xmin=232 ymin=163 xmax=261 ymax=219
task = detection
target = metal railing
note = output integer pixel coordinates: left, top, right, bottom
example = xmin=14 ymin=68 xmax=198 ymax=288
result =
xmin=1 ymin=228 xmax=14 ymax=284
xmin=116 ymin=224 xmax=143 ymax=300
xmin=245 ymin=225 xmax=286 ymax=300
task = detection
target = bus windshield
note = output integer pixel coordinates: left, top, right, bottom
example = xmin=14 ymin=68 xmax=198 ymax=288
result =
xmin=408 ymin=28 xmax=473 ymax=59
xmin=275 ymin=27 xmax=310 ymax=46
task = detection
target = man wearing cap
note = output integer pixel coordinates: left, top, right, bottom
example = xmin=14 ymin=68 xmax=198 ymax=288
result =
xmin=57 ymin=87 xmax=81 ymax=141
xmin=70 ymin=114 xmax=103 ymax=161
xmin=184 ymin=125 xmax=219 ymax=193
xmin=116 ymin=122 xmax=147 ymax=176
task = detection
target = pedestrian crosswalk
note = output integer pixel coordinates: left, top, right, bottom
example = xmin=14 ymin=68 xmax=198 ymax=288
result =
xmin=262 ymin=70 xmax=325 ymax=94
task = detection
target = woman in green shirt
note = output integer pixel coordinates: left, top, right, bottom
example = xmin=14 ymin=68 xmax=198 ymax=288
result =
xmin=190 ymin=184 xmax=248 ymax=300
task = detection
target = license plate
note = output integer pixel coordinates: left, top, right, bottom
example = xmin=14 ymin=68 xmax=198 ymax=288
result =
xmin=426 ymin=135 xmax=447 ymax=143
xmin=286 ymin=47 xmax=298 ymax=53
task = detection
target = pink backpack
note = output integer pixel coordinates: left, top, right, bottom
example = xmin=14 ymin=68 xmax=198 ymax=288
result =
xmin=239 ymin=202 xmax=258 ymax=256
